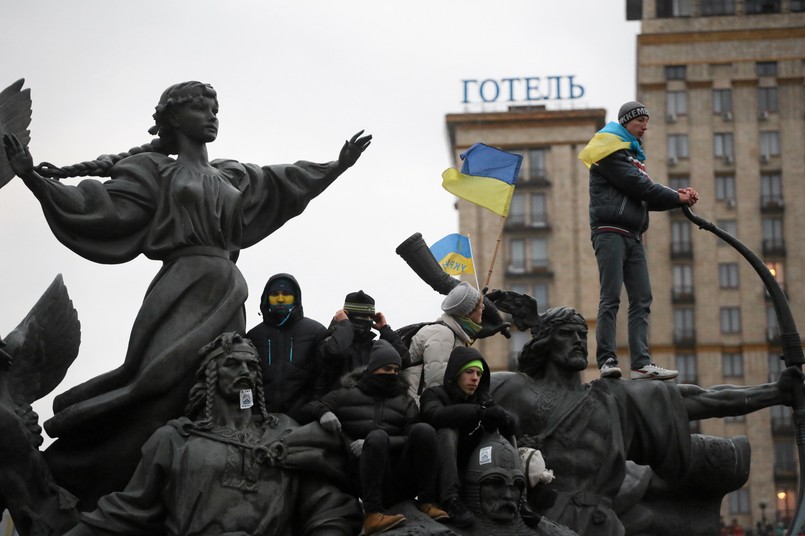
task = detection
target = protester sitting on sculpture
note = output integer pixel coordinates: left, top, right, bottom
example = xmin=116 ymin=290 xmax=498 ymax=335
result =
xmin=402 ymin=282 xmax=485 ymax=402
xmin=318 ymin=290 xmax=410 ymax=396
xmin=486 ymin=294 xmax=803 ymax=536
xmin=56 ymin=332 xmax=362 ymax=536
xmin=306 ymin=339 xmax=447 ymax=535
xmin=246 ymin=273 xmax=326 ymax=422
xmin=420 ymin=346 xmax=518 ymax=528
xmin=2 ymin=81 xmax=371 ymax=505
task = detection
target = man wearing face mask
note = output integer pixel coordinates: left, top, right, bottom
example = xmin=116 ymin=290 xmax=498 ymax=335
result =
xmin=306 ymin=339 xmax=446 ymax=535
xmin=245 ymin=273 xmax=327 ymax=422
xmin=317 ymin=290 xmax=410 ymax=396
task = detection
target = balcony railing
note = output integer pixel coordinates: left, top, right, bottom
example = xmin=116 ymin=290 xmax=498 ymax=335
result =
xmin=762 ymin=238 xmax=786 ymax=257
xmin=673 ymin=329 xmax=697 ymax=346
xmin=670 ymin=242 xmax=693 ymax=259
xmin=672 ymin=286 xmax=695 ymax=303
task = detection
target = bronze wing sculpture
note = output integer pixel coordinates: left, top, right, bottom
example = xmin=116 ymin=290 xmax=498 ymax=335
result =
xmin=0 ymin=79 xmax=32 ymax=188
xmin=0 ymin=274 xmax=81 ymax=535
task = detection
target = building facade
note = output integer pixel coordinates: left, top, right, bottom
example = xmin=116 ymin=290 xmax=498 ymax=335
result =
xmin=447 ymin=0 xmax=805 ymax=530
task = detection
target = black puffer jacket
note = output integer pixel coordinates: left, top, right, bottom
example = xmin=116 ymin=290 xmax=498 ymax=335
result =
xmin=589 ymin=148 xmax=681 ymax=239
xmin=420 ymin=348 xmax=515 ymax=439
xmin=307 ymin=370 xmax=419 ymax=452
xmin=245 ymin=273 xmax=326 ymax=421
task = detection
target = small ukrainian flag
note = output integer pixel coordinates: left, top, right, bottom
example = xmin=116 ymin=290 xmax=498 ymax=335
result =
xmin=429 ymin=233 xmax=474 ymax=276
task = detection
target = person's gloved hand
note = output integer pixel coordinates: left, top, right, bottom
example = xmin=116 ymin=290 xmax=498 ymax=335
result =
xmin=319 ymin=411 xmax=341 ymax=433
xmin=481 ymin=405 xmax=511 ymax=432
xmin=350 ymin=439 xmax=365 ymax=457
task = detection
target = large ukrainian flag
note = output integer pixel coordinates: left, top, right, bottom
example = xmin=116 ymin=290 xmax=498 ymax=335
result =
xmin=442 ymin=143 xmax=521 ymax=217
xmin=429 ymin=233 xmax=474 ymax=275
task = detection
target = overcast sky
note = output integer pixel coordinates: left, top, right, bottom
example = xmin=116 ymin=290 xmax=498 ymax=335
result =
xmin=0 ymin=0 xmax=639 ymax=436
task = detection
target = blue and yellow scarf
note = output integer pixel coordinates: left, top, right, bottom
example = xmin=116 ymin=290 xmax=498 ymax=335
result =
xmin=578 ymin=121 xmax=646 ymax=169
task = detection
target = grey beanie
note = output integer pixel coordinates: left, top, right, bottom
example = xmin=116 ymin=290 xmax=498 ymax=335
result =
xmin=441 ymin=282 xmax=482 ymax=317
xmin=618 ymin=101 xmax=649 ymax=125
xmin=365 ymin=339 xmax=402 ymax=373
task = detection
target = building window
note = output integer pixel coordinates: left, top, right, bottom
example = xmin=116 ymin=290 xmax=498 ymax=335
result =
xmin=722 ymin=351 xmax=744 ymax=377
xmin=508 ymin=329 xmax=530 ymax=370
xmin=716 ymin=219 xmax=737 ymax=246
xmin=527 ymin=148 xmax=548 ymax=181
xmin=761 ymin=173 xmax=783 ymax=208
xmin=767 ymin=261 xmax=785 ymax=287
xmin=713 ymin=89 xmax=732 ymax=115
xmin=509 ymin=239 xmax=525 ymax=273
xmin=768 ymin=305 xmax=781 ymax=343
xmin=530 ymin=193 xmax=547 ymax=227
xmin=758 ymin=87 xmax=779 ymax=114
xmin=719 ymin=263 xmax=739 ymax=289
xmin=674 ymin=307 xmax=695 ymax=344
xmin=676 ymin=353 xmax=697 ymax=383
xmin=762 ymin=217 xmax=784 ymax=254
xmin=760 ymin=131 xmax=781 ymax=159
xmin=771 ymin=405 xmax=793 ymax=434
xmin=529 ymin=238 xmax=548 ymax=271
xmin=656 ymin=0 xmax=693 ymax=16
xmin=509 ymin=193 xmax=526 ymax=225
xmin=665 ymin=65 xmax=687 ymax=80
xmin=793 ymin=0 xmax=805 ymax=11
xmin=756 ymin=61 xmax=778 ymax=76
xmin=700 ymin=0 xmax=736 ymax=15
xmin=725 ymin=415 xmax=746 ymax=423
xmin=533 ymin=283 xmax=549 ymax=314
xmin=746 ymin=0 xmax=781 ymax=13
xmin=667 ymin=134 xmax=689 ymax=160
xmin=668 ymin=176 xmax=689 ymax=192
xmin=671 ymin=221 xmax=692 ymax=256
xmin=714 ymin=133 xmax=735 ymax=160
xmin=672 ymin=264 xmax=694 ymax=300
xmin=666 ymin=91 xmax=687 ymax=119
xmin=769 ymin=352 xmax=785 ymax=382
xmin=728 ymin=488 xmax=750 ymax=515
xmin=715 ymin=175 xmax=736 ymax=202
xmin=774 ymin=441 xmax=797 ymax=475
xmin=720 ymin=308 xmax=742 ymax=334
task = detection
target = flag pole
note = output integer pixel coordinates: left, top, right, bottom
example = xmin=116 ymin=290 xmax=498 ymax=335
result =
xmin=483 ymin=215 xmax=507 ymax=290
xmin=466 ymin=233 xmax=481 ymax=291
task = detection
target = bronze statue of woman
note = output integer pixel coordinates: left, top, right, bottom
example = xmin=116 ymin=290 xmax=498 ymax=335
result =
xmin=2 ymin=80 xmax=371 ymax=506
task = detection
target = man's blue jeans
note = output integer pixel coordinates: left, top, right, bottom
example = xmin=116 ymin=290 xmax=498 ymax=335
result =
xmin=592 ymin=232 xmax=652 ymax=370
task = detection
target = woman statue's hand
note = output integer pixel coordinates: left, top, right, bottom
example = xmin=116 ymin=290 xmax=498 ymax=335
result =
xmin=3 ymin=133 xmax=35 ymax=180
xmin=338 ymin=130 xmax=372 ymax=169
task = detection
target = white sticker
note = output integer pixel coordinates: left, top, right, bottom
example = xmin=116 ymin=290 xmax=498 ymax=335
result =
xmin=479 ymin=446 xmax=493 ymax=465
xmin=240 ymin=389 xmax=254 ymax=409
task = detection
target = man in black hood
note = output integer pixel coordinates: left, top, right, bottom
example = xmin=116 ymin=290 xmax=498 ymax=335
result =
xmin=421 ymin=346 xmax=517 ymax=528
xmin=245 ymin=273 xmax=326 ymax=422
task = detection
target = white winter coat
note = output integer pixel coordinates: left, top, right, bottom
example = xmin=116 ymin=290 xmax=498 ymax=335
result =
xmin=401 ymin=313 xmax=472 ymax=404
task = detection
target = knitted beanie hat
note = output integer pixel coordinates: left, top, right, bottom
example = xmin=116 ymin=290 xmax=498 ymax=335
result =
xmin=441 ymin=282 xmax=482 ymax=317
xmin=344 ymin=290 xmax=376 ymax=316
xmin=618 ymin=101 xmax=649 ymax=125
xmin=268 ymin=277 xmax=294 ymax=295
xmin=365 ymin=339 xmax=401 ymax=372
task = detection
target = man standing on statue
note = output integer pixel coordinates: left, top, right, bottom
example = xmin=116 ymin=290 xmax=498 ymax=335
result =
xmin=579 ymin=101 xmax=698 ymax=380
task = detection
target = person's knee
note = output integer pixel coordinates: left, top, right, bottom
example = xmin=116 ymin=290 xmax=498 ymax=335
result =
xmin=409 ymin=422 xmax=436 ymax=446
xmin=364 ymin=429 xmax=390 ymax=449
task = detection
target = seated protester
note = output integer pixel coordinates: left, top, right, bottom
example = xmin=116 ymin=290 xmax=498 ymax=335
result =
xmin=306 ymin=339 xmax=447 ymax=536
xmin=402 ymin=281 xmax=484 ymax=402
xmin=420 ymin=346 xmax=517 ymax=528
xmin=245 ymin=273 xmax=326 ymax=422
xmin=317 ymin=290 xmax=409 ymax=396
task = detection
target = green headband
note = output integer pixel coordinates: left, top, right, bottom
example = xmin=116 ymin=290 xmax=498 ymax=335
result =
xmin=458 ymin=360 xmax=484 ymax=375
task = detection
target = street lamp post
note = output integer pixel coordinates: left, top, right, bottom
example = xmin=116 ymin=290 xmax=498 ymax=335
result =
xmin=759 ymin=500 xmax=768 ymax=536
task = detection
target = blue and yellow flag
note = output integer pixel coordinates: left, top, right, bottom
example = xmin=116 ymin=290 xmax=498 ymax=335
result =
xmin=429 ymin=233 xmax=474 ymax=275
xmin=442 ymin=143 xmax=521 ymax=217
xmin=578 ymin=121 xmax=645 ymax=169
